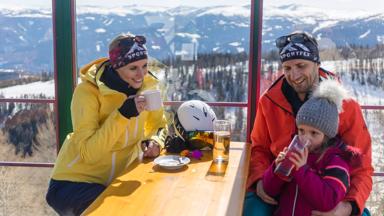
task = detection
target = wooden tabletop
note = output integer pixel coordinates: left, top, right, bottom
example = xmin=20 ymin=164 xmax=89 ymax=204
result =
xmin=83 ymin=141 xmax=250 ymax=216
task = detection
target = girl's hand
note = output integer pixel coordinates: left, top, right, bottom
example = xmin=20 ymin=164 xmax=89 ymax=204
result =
xmin=275 ymin=147 xmax=288 ymax=164
xmin=134 ymin=95 xmax=147 ymax=113
xmin=289 ymin=146 xmax=308 ymax=170
xmin=141 ymin=140 xmax=161 ymax=158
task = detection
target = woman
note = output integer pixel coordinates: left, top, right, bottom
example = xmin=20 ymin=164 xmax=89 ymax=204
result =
xmin=46 ymin=34 xmax=167 ymax=215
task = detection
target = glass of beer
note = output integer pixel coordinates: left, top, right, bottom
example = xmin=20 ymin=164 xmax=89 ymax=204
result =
xmin=213 ymin=120 xmax=231 ymax=162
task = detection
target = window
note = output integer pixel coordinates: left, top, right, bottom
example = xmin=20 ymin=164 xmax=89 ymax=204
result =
xmin=0 ymin=1 xmax=56 ymax=163
xmin=0 ymin=0 xmax=56 ymax=215
xmin=75 ymin=0 xmax=251 ymax=141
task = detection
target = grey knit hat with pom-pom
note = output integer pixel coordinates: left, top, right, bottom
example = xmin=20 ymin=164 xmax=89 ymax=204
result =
xmin=296 ymin=80 xmax=349 ymax=138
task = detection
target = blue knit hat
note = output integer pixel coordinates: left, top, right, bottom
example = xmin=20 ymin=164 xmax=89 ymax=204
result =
xmin=296 ymin=80 xmax=348 ymax=138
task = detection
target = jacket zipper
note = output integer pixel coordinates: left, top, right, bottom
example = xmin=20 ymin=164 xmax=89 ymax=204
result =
xmin=106 ymin=152 xmax=116 ymax=185
xmin=134 ymin=117 xmax=138 ymax=138
xmin=67 ymin=154 xmax=80 ymax=168
xmin=292 ymin=184 xmax=298 ymax=216
xmin=265 ymin=94 xmax=294 ymax=116
xmin=123 ymin=128 xmax=129 ymax=148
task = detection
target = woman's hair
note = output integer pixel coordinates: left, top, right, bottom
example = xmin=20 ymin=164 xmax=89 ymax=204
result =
xmin=319 ymin=135 xmax=331 ymax=152
xmin=108 ymin=33 xmax=135 ymax=52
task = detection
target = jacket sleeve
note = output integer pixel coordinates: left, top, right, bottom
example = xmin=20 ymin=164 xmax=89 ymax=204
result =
xmin=339 ymin=99 xmax=373 ymax=214
xmin=247 ymin=100 xmax=275 ymax=190
xmin=143 ymin=107 xmax=168 ymax=148
xmin=293 ymin=156 xmax=350 ymax=211
xmin=262 ymin=162 xmax=286 ymax=197
xmin=70 ymin=83 xmax=130 ymax=164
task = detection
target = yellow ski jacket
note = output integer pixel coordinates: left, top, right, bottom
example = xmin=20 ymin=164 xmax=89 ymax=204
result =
xmin=51 ymin=58 xmax=167 ymax=185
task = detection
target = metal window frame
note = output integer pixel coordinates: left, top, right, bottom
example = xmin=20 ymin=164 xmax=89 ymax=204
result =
xmin=53 ymin=0 xmax=77 ymax=148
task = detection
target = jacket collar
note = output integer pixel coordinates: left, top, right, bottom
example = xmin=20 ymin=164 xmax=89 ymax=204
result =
xmin=79 ymin=57 xmax=159 ymax=96
xmin=99 ymin=64 xmax=138 ymax=97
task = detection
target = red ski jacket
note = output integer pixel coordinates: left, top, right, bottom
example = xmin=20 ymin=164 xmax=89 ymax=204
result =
xmin=247 ymin=68 xmax=373 ymax=214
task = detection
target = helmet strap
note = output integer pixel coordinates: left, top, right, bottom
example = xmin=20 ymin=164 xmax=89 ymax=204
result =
xmin=173 ymin=113 xmax=188 ymax=141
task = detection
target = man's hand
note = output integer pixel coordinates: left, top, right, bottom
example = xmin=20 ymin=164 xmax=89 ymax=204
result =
xmin=141 ymin=140 xmax=161 ymax=158
xmin=256 ymin=180 xmax=278 ymax=205
xmin=312 ymin=201 xmax=352 ymax=216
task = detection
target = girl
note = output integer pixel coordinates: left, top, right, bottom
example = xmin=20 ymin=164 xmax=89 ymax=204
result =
xmin=262 ymin=80 xmax=361 ymax=215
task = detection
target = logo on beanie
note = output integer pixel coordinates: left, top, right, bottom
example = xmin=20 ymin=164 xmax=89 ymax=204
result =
xmin=127 ymin=42 xmax=146 ymax=54
xmin=280 ymin=43 xmax=311 ymax=60
xmin=279 ymin=42 xmax=319 ymax=63
xmin=123 ymin=42 xmax=147 ymax=61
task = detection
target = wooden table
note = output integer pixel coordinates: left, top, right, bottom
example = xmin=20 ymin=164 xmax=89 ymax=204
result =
xmin=83 ymin=141 xmax=250 ymax=216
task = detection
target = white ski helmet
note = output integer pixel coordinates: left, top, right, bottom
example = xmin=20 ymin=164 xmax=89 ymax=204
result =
xmin=174 ymin=100 xmax=216 ymax=141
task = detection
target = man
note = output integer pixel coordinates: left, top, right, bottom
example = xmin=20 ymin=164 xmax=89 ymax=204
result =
xmin=244 ymin=31 xmax=373 ymax=216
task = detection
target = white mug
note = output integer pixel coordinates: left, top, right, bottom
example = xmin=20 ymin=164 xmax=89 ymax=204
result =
xmin=142 ymin=89 xmax=162 ymax=111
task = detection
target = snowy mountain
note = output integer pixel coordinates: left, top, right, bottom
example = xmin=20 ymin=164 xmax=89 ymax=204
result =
xmin=262 ymin=4 xmax=384 ymax=50
xmin=0 ymin=4 xmax=384 ymax=72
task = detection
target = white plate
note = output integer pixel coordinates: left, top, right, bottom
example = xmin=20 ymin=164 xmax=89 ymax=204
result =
xmin=154 ymin=155 xmax=190 ymax=170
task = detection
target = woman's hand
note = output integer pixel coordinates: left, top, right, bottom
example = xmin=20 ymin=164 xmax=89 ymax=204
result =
xmin=289 ymin=146 xmax=308 ymax=170
xmin=141 ymin=140 xmax=161 ymax=158
xmin=134 ymin=95 xmax=147 ymax=113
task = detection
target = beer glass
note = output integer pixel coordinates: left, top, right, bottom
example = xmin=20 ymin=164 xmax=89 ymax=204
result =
xmin=213 ymin=120 xmax=231 ymax=162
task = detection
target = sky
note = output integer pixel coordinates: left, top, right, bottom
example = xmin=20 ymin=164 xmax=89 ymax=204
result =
xmin=0 ymin=0 xmax=383 ymax=13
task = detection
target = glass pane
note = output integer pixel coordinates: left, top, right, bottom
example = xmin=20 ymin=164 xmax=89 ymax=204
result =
xmin=363 ymin=110 xmax=384 ymax=172
xmin=75 ymin=1 xmax=250 ymax=102
xmin=261 ymin=1 xmax=384 ymax=106
xmin=0 ymin=166 xmax=55 ymax=215
xmin=366 ymin=176 xmax=384 ymax=215
xmin=364 ymin=110 xmax=384 ymax=215
xmin=165 ymin=104 xmax=247 ymax=142
xmin=0 ymin=1 xmax=54 ymax=99
xmin=0 ymin=102 xmax=57 ymax=163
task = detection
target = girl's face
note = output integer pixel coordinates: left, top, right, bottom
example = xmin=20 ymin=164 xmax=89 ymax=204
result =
xmin=297 ymin=124 xmax=326 ymax=153
xmin=116 ymin=59 xmax=148 ymax=89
